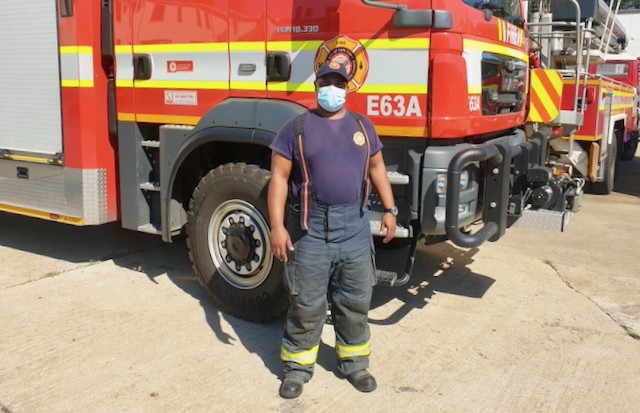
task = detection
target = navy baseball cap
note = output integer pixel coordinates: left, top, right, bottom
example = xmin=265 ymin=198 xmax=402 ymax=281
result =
xmin=316 ymin=61 xmax=349 ymax=81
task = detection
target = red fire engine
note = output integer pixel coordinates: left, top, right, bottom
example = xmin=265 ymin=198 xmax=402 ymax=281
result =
xmin=0 ymin=0 xmax=580 ymax=321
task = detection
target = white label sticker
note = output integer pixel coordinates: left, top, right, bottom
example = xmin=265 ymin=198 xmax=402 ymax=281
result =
xmin=164 ymin=90 xmax=198 ymax=106
xmin=468 ymin=95 xmax=481 ymax=112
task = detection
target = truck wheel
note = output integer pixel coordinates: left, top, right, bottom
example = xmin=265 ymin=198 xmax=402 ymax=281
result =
xmin=591 ymin=132 xmax=619 ymax=195
xmin=186 ymin=163 xmax=288 ymax=322
xmin=620 ymin=132 xmax=638 ymax=161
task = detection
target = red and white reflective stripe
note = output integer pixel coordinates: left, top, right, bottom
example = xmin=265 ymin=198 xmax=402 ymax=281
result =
xmin=297 ymin=133 xmax=310 ymax=230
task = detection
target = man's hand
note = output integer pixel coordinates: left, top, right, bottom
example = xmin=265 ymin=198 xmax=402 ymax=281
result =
xmin=379 ymin=213 xmax=397 ymax=244
xmin=270 ymin=225 xmax=294 ymax=262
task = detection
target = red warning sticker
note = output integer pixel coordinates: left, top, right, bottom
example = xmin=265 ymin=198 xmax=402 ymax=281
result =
xmin=167 ymin=61 xmax=194 ymax=73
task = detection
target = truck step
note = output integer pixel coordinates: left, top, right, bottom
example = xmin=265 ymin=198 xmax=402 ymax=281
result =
xmin=387 ymin=171 xmax=409 ymax=185
xmin=376 ymin=270 xmax=398 ymax=286
xmin=138 ymin=223 xmax=162 ymax=235
xmin=141 ymin=140 xmax=160 ymax=148
xmin=140 ymin=181 xmax=160 ymax=191
xmin=511 ymin=208 xmax=576 ymax=232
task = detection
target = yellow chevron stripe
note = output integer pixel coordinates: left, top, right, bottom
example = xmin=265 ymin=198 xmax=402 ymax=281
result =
xmin=531 ymin=75 xmax=557 ymax=115
xmin=527 ymin=105 xmax=541 ymax=123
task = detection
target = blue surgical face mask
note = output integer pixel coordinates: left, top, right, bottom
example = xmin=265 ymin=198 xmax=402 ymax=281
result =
xmin=317 ymin=85 xmax=346 ymax=112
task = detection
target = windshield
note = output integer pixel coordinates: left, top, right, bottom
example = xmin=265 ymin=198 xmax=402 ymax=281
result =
xmin=596 ymin=63 xmax=630 ymax=78
xmin=462 ymin=0 xmax=523 ymax=24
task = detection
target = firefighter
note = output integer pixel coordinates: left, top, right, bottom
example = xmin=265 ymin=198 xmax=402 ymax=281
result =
xmin=268 ymin=61 xmax=397 ymax=399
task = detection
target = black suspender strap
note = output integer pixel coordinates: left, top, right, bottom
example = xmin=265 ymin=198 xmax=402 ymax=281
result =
xmin=294 ymin=113 xmax=312 ymax=230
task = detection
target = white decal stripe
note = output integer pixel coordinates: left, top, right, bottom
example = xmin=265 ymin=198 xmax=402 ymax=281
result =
xmin=113 ymin=41 xmax=432 ymax=92
xmin=59 ymin=47 xmax=94 ymax=87
xmin=463 ymin=48 xmax=483 ymax=94
xmin=364 ymin=49 xmax=428 ymax=86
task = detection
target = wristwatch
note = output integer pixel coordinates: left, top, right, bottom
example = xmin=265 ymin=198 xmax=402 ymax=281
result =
xmin=383 ymin=206 xmax=398 ymax=217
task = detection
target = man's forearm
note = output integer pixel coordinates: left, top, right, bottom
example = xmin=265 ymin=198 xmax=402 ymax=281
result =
xmin=268 ymin=175 xmax=289 ymax=229
xmin=370 ymin=164 xmax=394 ymax=209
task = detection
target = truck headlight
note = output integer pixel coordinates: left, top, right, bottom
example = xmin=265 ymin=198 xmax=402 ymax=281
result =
xmin=435 ymin=170 xmax=470 ymax=194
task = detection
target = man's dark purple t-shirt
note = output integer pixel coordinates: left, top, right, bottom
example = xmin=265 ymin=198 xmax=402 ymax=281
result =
xmin=270 ymin=111 xmax=383 ymax=206
xmin=270 ymin=111 xmax=382 ymax=205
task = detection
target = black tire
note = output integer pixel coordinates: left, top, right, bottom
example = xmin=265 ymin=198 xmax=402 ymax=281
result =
xmin=621 ymin=132 xmax=638 ymax=161
xmin=591 ymin=132 xmax=619 ymax=195
xmin=186 ymin=163 xmax=288 ymax=322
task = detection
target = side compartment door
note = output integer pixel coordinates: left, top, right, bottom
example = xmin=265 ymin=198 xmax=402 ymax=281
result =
xmin=0 ymin=0 xmax=63 ymax=156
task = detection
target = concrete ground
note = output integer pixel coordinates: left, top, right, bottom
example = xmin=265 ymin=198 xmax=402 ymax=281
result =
xmin=0 ymin=154 xmax=639 ymax=413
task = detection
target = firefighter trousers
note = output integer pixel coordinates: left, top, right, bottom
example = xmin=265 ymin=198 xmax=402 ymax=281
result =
xmin=280 ymin=200 xmax=377 ymax=379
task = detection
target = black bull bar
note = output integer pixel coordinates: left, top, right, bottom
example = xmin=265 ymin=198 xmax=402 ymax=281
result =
xmin=445 ymin=138 xmax=543 ymax=248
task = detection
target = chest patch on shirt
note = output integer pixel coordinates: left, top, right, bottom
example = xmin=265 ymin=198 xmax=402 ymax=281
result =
xmin=353 ymin=131 xmax=365 ymax=146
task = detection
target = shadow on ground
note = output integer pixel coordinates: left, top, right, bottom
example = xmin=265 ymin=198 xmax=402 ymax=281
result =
xmin=370 ymin=242 xmax=494 ymax=326
xmin=0 ymin=212 xmax=495 ymax=380
xmin=116 ymin=233 xmax=494 ymax=379
xmin=0 ymin=214 xmax=164 ymax=262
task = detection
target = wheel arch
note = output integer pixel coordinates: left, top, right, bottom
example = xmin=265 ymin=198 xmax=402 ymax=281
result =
xmin=608 ymin=115 xmax=626 ymax=145
xmin=160 ymin=98 xmax=308 ymax=242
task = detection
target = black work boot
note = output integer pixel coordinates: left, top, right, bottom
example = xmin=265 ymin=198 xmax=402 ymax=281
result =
xmin=279 ymin=372 xmax=310 ymax=399
xmin=345 ymin=369 xmax=377 ymax=392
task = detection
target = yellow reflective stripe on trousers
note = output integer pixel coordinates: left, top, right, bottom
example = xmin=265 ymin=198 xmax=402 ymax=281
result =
xmin=335 ymin=340 xmax=371 ymax=359
xmin=280 ymin=345 xmax=319 ymax=366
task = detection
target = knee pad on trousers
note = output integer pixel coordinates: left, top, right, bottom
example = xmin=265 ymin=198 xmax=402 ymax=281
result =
xmin=332 ymin=297 xmax=370 ymax=341
xmin=286 ymin=304 xmax=327 ymax=348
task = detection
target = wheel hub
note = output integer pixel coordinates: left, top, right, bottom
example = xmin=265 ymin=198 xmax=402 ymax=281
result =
xmin=208 ymin=200 xmax=273 ymax=289
xmin=223 ymin=217 xmax=260 ymax=270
